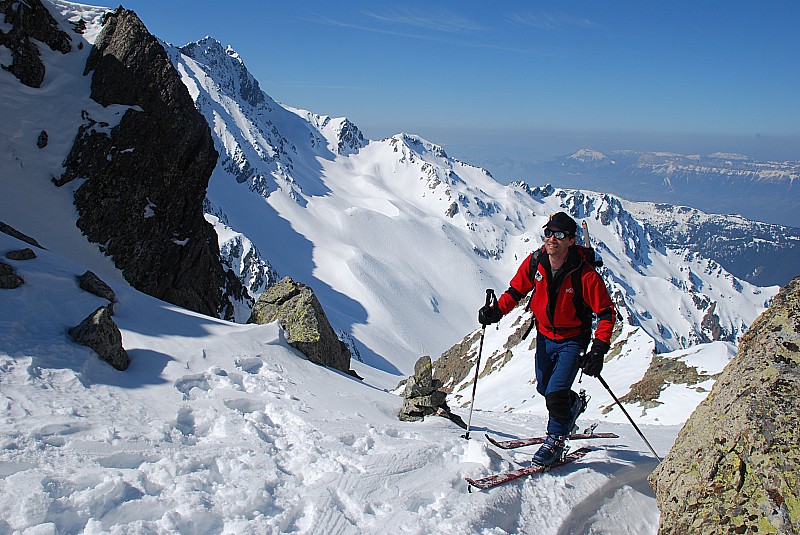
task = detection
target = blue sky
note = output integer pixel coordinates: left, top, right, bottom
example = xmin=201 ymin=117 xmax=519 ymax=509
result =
xmin=116 ymin=1 xmax=799 ymax=162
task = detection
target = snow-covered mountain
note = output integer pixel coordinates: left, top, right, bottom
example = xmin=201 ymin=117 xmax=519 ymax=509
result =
xmin=0 ymin=2 xmax=790 ymax=532
xmin=474 ymin=149 xmax=800 ymax=232
xmin=622 ymin=200 xmax=800 ymax=288
xmin=166 ymin=36 xmax=775 ymax=377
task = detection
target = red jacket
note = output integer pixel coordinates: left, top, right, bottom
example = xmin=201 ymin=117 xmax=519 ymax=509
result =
xmin=498 ymin=246 xmax=616 ymax=345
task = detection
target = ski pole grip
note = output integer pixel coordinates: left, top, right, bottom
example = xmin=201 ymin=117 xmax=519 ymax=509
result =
xmin=485 ymin=288 xmax=495 ymax=307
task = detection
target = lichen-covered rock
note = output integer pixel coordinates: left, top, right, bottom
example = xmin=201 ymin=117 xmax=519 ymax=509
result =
xmin=248 ymin=277 xmax=350 ymax=372
xmin=404 ymin=355 xmax=437 ymax=398
xmin=78 ymin=270 xmax=116 ymax=303
xmin=649 ymin=275 xmax=800 ymax=534
xmin=68 ymin=306 xmax=130 ymax=371
xmin=399 ymin=355 xmax=466 ymax=428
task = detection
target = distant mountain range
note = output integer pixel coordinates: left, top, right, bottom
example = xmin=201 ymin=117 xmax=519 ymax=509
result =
xmin=475 ymin=149 xmax=800 ymax=229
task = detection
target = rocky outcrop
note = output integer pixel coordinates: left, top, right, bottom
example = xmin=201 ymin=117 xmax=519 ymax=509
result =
xmin=399 ymin=356 xmax=466 ymax=427
xmin=611 ymin=354 xmax=713 ymax=413
xmin=56 ymin=7 xmax=246 ymax=320
xmin=0 ymin=0 xmax=72 ymax=87
xmin=649 ymin=275 xmax=800 ymax=534
xmin=248 ymin=277 xmax=351 ymax=373
xmin=431 ymin=330 xmax=482 ymax=395
xmin=0 ymin=222 xmax=43 ymax=249
xmin=1 ymin=245 xmax=35 ymax=288
xmin=69 ymin=306 xmax=130 ymax=370
xmin=432 ymin=309 xmax=533 ymax=401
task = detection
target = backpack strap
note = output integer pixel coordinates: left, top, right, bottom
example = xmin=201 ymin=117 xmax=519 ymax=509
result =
xmin=571 ymin=264 xmax=593 ymax=339
xmin=528 ymin=248 xmax=544 ymax=283
xmin=518 ymin=249 xmax=544 ymax=340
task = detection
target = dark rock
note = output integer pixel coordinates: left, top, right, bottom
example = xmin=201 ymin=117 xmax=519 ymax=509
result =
xmin=36 ymin=130 xmax=48 ymax=148
xmin=78 ymin=271 xmax=116 ymax=302
xmin=5 ymin=248 xmax=36 ymax=260
xmin=248 ymin=277 xmax=351 ymax=372
xmin=57 ymin=8 xmax=246 ymax=320
xmin=0 ymin=222 xmax=43 ymax=249
xmin=0 ymin=261 xmax=24 ymax=289
xmin=649 ymin=275 xmax=800 ymax=534
xmin=69 ymin=306 xmax=130 ymax=370
xmin=0 ymin=0 xmax=72 ymax=87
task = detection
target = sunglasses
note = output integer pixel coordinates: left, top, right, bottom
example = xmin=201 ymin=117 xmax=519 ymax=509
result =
xmin=544 ymin=228 xmax=572 ymax=240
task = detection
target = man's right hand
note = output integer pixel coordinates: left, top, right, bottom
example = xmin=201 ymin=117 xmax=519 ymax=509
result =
xmin=478 ymin=304 xmax=502 ymax=326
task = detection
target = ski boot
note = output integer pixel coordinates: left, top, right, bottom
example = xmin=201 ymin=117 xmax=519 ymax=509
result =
xmin=568 ymin=389 xmax=590 ymax=435
xmin=532 ymin=434 xmax=567 ymax=467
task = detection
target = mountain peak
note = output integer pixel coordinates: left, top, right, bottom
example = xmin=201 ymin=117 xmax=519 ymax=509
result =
xmin=180 ymin=38 xmax=265 ymax=107
xmin=392 ymin=133 xmax=449 ymax=160
xmin=568 ymin=148 xmax=608 ymax=162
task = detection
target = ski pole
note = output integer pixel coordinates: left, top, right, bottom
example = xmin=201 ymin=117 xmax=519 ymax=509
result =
xmin=581 ymin=219 xmax=660 ymax=459
xmin=462 ymin=289 xmax=496 ymax=440
xmin=596 ymin=374 xmax=662 ymax=462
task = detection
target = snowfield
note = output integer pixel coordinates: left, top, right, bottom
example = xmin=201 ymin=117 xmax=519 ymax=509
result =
xmin=0 ymin=230 xmax=673 ymax=534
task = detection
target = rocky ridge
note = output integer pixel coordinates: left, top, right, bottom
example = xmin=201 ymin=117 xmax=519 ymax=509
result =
xmin=0 ymin=0 xmax=72 ymax=87
xmin=649 ymin=276 xmax=800 ymax=534
xmin=54 ymin=7 xmax=247 ymax=319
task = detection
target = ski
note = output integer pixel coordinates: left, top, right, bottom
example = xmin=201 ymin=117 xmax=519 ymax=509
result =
xmin=466 ymin=447 xmax=593 ymax=491
xmin=485 ymin=431 xmax=618 ymax=450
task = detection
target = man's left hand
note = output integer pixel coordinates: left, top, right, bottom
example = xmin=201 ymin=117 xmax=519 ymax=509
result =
xmin=581 ymin=339 xmax=610 ymax=377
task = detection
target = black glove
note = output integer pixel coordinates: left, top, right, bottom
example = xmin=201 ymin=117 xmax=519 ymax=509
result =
xmin=478 ymin=304 xmax=502 ymax=326
xmin=580 ymin=339 xmax=610 ymax=377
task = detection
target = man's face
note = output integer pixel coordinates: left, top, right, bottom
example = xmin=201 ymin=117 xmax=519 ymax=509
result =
xmin=544 ymin=228 xmax=575 ymax=256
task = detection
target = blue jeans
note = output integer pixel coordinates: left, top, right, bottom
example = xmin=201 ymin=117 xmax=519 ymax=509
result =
xmin=535 ymin=332 xmax=584 ymax=436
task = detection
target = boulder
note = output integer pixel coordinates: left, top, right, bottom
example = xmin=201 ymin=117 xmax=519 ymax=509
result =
xmin=69 ymin=306 xmax=130 ymax=371
xmin=248 ymin=277 xmax=351 ymax=372
xmin=649 ymin=275 xmax=800 ymax=534
xmin=5 ymin=248 xmax=36 ymax=260
xmin=78 ymin=270 xmax=116 ymax=303
xmin=0 ymin=261 xmax=24 ymax=289
xmin=37 ymin=130 xmax=48 ymax=148
xmin=399 ymin=355 xmax=466 ymax=428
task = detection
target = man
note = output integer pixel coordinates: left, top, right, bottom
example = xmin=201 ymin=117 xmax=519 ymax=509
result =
xmin=478 ymin=211 xmax=616 ymax=466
